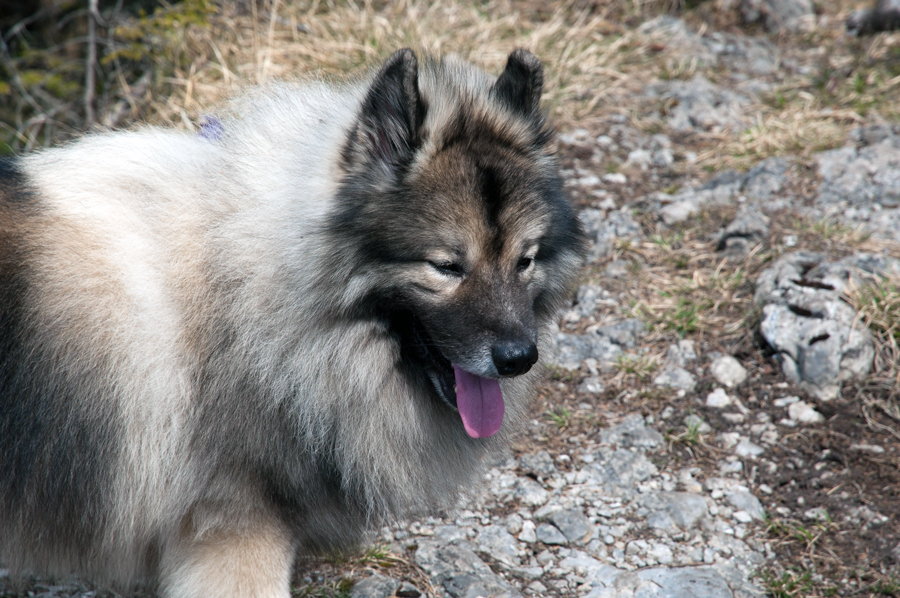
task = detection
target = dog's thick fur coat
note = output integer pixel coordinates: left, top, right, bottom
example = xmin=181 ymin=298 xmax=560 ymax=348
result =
xmin=0 ymin=49 xmax=584 ymax=597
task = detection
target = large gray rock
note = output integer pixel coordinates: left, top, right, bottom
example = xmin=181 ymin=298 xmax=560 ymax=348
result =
xmin=755 ymin=252 xmax=877 ymax=400
xmin=637 ymin=15 xmax=778 ymax=74
xmin=815 ymin=132 xmax=900 ymax=242
xmin=816 ymin=141 xmax=900 ymax=209
xmin=666 ymin=339 xmax=698 ymax=367
xmin=580 ymin=208 xmax=643 ymax=262
xmin=717 ymin=207 xmax=770 ymax=259
xmin=535 ymin=522 xmax=568 ymax=545
xmin=710 ymin=356 xmax=748 ymax=388
xmin=591 ymin=447 xmax=660 ymax=490
xmin=350 ymin=573 xmax=401 ymax=598
xmin=567 ymin=284 xmax=606 ymax=320
xmin=739 ymin=0 xmax=815 ymax=31
xmin=518 ymin=451 xmax=557 ymax=477
xmin=475 ymin=525 xmax=523 ymax=566
xmin=653 ymin=366 xmax=697 ymax=392
xmin=547 ymin=508 xmax=595 ymax=545
xmin=727 ymin=490 xmax=766 ymax=520
xmin=645 ymin=76 xmax=753 ymax=134
xmin=414 ymin=539 xmax=523 ymax=598
xmin=553 ymin=333 xmax=623 ymax=370
xmin=594 ymin=319 xmax=647 ymax=349
xmin=641 ymin=491 xmax=710 ymax=530
xmin=598 ymin=413 xmax=664 ymax=449
xmin=584 ymin=566 xmax=735 ymax=598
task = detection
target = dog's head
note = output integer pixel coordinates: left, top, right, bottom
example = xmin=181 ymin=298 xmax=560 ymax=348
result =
xmin=330 ymin=49 xmax=586 ymax=437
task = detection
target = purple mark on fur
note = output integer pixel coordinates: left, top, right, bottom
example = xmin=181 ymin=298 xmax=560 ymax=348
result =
xmin=199 ymin=116 xmax=224 ymax=141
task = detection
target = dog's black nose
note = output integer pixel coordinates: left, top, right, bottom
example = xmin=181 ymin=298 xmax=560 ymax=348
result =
xmin=492 ymin=341 xmax=539 ymax=377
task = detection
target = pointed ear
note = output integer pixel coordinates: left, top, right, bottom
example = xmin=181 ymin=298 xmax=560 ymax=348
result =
xmin=492 ymin=49 xmax=543 ymax=114
xmin=345 ymin=48 xmax=423 ymax=178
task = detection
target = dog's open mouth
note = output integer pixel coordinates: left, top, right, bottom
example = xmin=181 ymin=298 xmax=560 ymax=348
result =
xmin=404 ymin=315 xmax=505 ymax=439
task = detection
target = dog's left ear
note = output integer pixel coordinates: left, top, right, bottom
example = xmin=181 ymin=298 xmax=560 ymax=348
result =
xmin=492 ymin=49 xmax=543 ymax=115
xmin=346 ymin=48 xmax=424 ymax=179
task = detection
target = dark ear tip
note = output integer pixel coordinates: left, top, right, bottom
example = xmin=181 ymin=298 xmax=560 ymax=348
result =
xmin=384 ymin=48 xmax=418 ymax=72
xmin=508 ymin=49 xmax=542 ymax=72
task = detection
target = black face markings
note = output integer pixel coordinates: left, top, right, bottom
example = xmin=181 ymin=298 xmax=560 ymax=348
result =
xmin=329 ymin=51 xmax=585 ymax=402
xmin=479 ymin=165 xmax=504 ymax=233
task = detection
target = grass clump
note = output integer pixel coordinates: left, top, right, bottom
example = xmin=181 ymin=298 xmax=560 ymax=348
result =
xmin=760 ymin=569 xmax=815 ymax=598
xmin=613 ymin=354 xmax=657 ymax=382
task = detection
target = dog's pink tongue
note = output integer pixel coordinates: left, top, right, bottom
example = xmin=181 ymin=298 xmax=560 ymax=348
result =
xmin=453 ymin=365 xmax=504 ymax=438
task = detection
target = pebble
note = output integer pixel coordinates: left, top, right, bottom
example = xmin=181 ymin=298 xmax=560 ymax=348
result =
xmin=710 ymin=356 xmax=748 ymax=388
xmin=706 ymin=388 xmax=732 ymax=408
xmin=653 ymin=366 xmax=697 ymax=391
xmin=683 ymin=414 xmax=713 ymax=434
xmin=773 ymin=396 xmax=800 ymax=408
xmin=518 ymin=520 xmax=537 ymax=543
xmin=787 ymin=401 xmax=825 ymax=424
xmin=536 ymin=522 xmax=569 ymax=545
xmin=804 ymin=507 xmax=830 ymax=522
xmin=734 ymin=438 xmax=765 ymax=458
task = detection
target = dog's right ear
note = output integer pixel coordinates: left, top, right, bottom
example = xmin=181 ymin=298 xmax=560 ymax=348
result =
xmin=492 ymin=49 xmax=543 ymax=115
xmin=343 ymin=48 xmax=424 ymax=180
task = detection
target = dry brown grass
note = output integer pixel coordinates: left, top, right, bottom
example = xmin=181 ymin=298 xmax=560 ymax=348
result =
xmin=5 ymin=0 xmax=900 ymax=171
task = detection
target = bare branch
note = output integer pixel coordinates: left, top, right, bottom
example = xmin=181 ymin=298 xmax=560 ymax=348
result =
xmin=84 ymin=0 xmax=100 ymax=125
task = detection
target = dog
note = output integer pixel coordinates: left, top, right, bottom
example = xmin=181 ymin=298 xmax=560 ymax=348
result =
xmin=0 ymin=48 xmax=585 ymax=597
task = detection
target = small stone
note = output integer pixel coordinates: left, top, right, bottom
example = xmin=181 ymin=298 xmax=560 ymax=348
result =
xmin=548 ymin=509 xmax=594 ymax=545
xmin=722 ymin=412 xmax=746 ymax=424
xmin=602 ymin=172 xmax=627 ymax=184
xmin=511 ymin=566 xmax=544 ymax=581
xmin=788 ymin=401 xmax=825 ymax=424
xmin=773 ymin=395 xmax=800 ymax=408
xmin=733 ymin=510 xmax=753 ymax=523
xmin=505 ymin=514 xmax=523 ymax=535
xmin=706 ymin=388 xmax=732 ymax=408
xmin=625 ymin=149 xmax=653 ymax=170
xmin=710 ymin=356 xmax=748 ymax=388
xmin=666 ymin=340 xmax=698 ymax=367
xmin=720 ymin=460 xmax=744 ymax=474
xmin=850 ymin=443 xmax=886 ymax=454
xmin=527 ymin=581 xmax=548 ymax=594
xmin=519 ymin=451 xmax=557 ymax=477
xmin=735 ymin=438 xmax=765 ymax=458
xmin=515 ymin=478 xmax=550 ymax=507
xmin=653 ymin=366 xmax=697 ymax=391
xmin=727 ymin=490 xmax=766 ymax=520
xmin=577 ymin=376 xmax=605 ymax=394
xmin=518 ymin=520 xmax=537 ymax=543
xmin=350 ymin=573 xmax=401 ymax=598
xmin=718 ymin=432 xmax=741 ymax=449
xmin=536 ymin=523 xmax=568 ymax=545
xmin=683 ymin=414 xmax=712 ymax=434
xmin=649 ymin=543 xmax=674 ymax=564
xmin=804 ymin=507 xmax=830 ymax=522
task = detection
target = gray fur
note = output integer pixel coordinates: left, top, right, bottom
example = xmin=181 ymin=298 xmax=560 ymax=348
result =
xmin=0 ymin=49 xmax=584 ymax=597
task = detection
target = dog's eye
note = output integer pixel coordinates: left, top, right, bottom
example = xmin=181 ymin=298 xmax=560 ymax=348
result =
xmin=429 ymin=261 xmax=465 ymax=277
xmin=517 ymin=256 xmax=534 ymax=272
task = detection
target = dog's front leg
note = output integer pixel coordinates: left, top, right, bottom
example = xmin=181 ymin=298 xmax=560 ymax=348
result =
xmin=160 ymin=510 xmax=295 ymax=598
